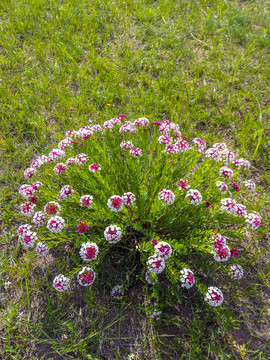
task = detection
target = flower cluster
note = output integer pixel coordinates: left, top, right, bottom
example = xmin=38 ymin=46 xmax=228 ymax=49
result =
xmin=79 ymin=242 xmax=99 ymax=261
xmin=130 ymin=148 xmax=142 ymax=157
xmin=243 ymin=180 xmax=256 ymax=191
xmin=219 ymin=166 xmax=234 ymax=179
xmin=111 ymin=285 xmax=124 ymax=299
xmin=120 ymin=141 xmax=134 ymax=149
xmin=204 ymin=287 xmax=224 ymax=307
xmin=77 ymin=221 xmax=90 ymax=234
xmin=216 ymin=181 xmax=228 ymax=194
xmin=104 ymin=225 xmax=122 ymax=244
xmin=32 ymin=211 xmax=46 ymax=227
xmin=47 ymin=216 xmax=65 ymax=234
xmin=185 ymin=189 xmax=202 ymax=205
xmin=44 ymin=201 xmax=61 ymax=215
xmin=21 ymin=202 xmax=36 ymax=217
xmin=158 ymin=189 xmax=175 ymax=205
xmin=154 ymin=241 xmax=173 ymax=260
xmin=210 ymin=233 xmax=230 ymax=262
xmin=77 ymin=267 xmax=96 ymax=286
xmin=48 ymin=149 xmax=65 ymax=162
xmin=176 ymin=179 xmax=190 ymax=190
xmin=134 ymin=117 xmax=149 ymax=127
xmin=53 ymin=274 xmax=70 ymax=292
xmin=58 ymin=185 xmax=74 ymax=200
xmin=192 ymin=138 xmax=206 ymax=152
xmin=119 ymin=121 xmax=137 ymax=134
xmin=122 ymin=192 xmax=136 ymax=206
xmin=107 ymin=195 xmax=124 ymax=212
xmin=180 ymin=268 xmax=195 ymax=289
xmin=230 ymin=264 xmax=244 ymax=280
xmin=89 ymin=163 xmax=101 ymax=172
xmin=245 ymin=212 xmax=261 ymax=230
xmin=20 ymin=230 xmax=37 ymax=248
xmin=75 ymin=153 xmax=88 ymax=166
xmin=24 ymin=167 xmax=37 ymax=179
xmin=36 ymin=242 xmax=49 ymax=256
xmin=54 ymin=163 xmax=67 ymax=176
xmin=80 ymin=195 xmax=93 ymax=208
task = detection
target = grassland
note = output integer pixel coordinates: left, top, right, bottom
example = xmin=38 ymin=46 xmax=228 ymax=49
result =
xmin=0 ymin=0 xmax=269 ymax=359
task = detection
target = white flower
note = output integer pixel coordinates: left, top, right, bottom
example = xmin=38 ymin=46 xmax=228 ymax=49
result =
xmin=147 ymin=254 xmax=166 ymax=274
xmin=230 ymin=264 xmax=244 ymax=280
xmin=111 ymin=285 xmax=124 ymax=299
xmin=180 ymin=268 xmax=195 ymax=289
xmin=53 ymin=274 xmax=70 ymax=292
xmin=36 ymin=242 xmax=49 ymax=256
xmin=122 ymin=192 xmax=136 ymax=206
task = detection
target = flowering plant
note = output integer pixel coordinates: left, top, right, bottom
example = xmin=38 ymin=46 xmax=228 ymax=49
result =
xmin=17 ymin=115 xmax=261 ymax=313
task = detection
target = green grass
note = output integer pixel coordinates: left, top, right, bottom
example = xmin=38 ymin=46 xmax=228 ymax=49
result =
xmin=0 ymin=0 xmax=270 ymax=359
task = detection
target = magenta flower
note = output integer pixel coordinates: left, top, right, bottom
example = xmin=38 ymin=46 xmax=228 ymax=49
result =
xmin=77 ymin=221 xmax=90 ymax=234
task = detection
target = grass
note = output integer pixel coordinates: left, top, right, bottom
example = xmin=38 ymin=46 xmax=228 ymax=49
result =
xmin=0 ymin=0 xmax=270 ymax=359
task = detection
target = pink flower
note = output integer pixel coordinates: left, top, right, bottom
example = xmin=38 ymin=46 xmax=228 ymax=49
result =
xmin=232 ymin=183 xmax=240 ymax=192
xmin=89 ymin=164 xmax=101 ymax=173
xmin=66 ymin=157 xmax=75 ymax=166
xmin=32 ymin=211 xmax=46 ymax=227
xmin=80 ymin=195 xmax=93 ymax=208
xmin=58 ymin=185 xmax=74 ymax=201
xmin=220 ymin=198 xmax=237 ymax=214
xmin=232 ymin=159 xmax=242 ymax=169
xmin=134 ymin=117 xmax=149 ymax=127
xmin=77 ymin=221 xmax=90 ymax=234
xmin=18 ymin=224 xmax=32 ymax=237
xmin=107 ymin=195 xmax=124 ymax=212
xmin=192 ymin=138 xmax=206 ymax=152
xmin=48 ymin=149 xmax=65 ymax=162
xmin=80 ymin=242 xmax=99 ymax=261
xmin=75 ymin=153 xmax=89 ymax=166
xmin=24 ymin=168 xmax=37 ymax=180
xmin=152 ymin=238 xmax=158 ymax=246
xmin=180 ymin=268 xmax=195 ymax=289
xmin=104 ymin=225 xmax=122 ymax=244
xmin=221 ymin=149 xmax=235 ymax=163
xmin=147 ymin=254 xmax=166 ymax=274
xmin=119 ymin=121 xmax=137 ymax=134
xmin=153 ymin=121 xmax=162 ymax=126
xmin=205 ymin=148 xmax=221 ymax=161
xmin=91 ymin=124 xmax=103 ymax=133
xmin=243 ymin=180 xmax=256 ymax=191
xmin=235 ymin=203 xmax=247 ymax=217
xmin=230 ymin=248 xmax=240 ymax=258
xmin=20 ymin=230 xmax=37 ymax=248
xmin=174 ymin=140 xmax=189 ymax=152
xmin=77 ymin=267 xmax=96 ymax=286
xmin=213 ymin=142 xmax=227 ymax=151
xmin=44 ymin=201 xmax=61 ymax=215
xmin=154 ymin=241 xmax=173 ymax=260
xmin=58 ymin=137 xmax=72 ymax=150
xmin=54 ymin=163 xmax=67 ymax=176
xmin=216 ymin=181 xmax=228 ymax=194
xmin=31 ymin=181 xmax=43 ymax=192
xmin=245 ymin=212 xmax=261 ymax=230
xmin=210 ymin=233 xmax=227 ymax=250
xmin=130 ymin=148 xmax=142 ymax=157
xmin=47 ymin=216 xmax=65 ymax=234
xmin=120 ymin=141 xmax=134 ymax=149
xmin=158 ymin=135 xmax=172 ymax=145
xmin=19 ymin=184 xmax=34 ymax=200
xmin=176 ymin=179 xmax=190 ymax=190
xmin=212 ymin=245 xmax=231 ymax=262
xmin=21 ymin=202 xmax=36 ymax=218
xmin=239 ymin=158 xmax=250 ymax=170
xmin=219 ymin=166 xmax=233 ymax=179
